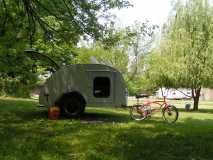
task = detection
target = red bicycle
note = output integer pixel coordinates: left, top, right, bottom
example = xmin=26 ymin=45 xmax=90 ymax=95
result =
xmin=130 ymin=94 xmax=179 ymax=123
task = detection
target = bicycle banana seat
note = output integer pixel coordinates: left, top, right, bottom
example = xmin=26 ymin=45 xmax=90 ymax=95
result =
xmin=135 ymin=94 xmax=149 ymax=99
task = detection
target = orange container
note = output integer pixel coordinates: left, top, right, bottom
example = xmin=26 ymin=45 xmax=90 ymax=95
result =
xmin=48 ymin=106 xmax=60 ymax=120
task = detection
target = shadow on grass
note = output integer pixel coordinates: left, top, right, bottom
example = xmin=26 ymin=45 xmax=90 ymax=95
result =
xmin=0 ymin=119 xmax=81 ymax=160
xmin=1 ymin=98 xmax=213 ymax=160
xmin=1 ymin=106 xmax=130 ymax=124
xmin=17 ymin=109 xmax=48 ymax=119
xmin=178 ymin=108 xmax=213 ymax=114
xmin=60 ymin=117 xmax=213 ymax=160
xmin=106 ymin=125 xmax=213 ymax=160
xmin=14 ymin=108 xmax=130 ymax=123
xmin=0 ymin=106 xmax=177 ymax=125
xmin=79 ymin=111 xmax=130 ymax=123
xmin=182 ymin=117 xmax=213 ymax=126
xmin=0 ymin=98 xmax=170 ymax=124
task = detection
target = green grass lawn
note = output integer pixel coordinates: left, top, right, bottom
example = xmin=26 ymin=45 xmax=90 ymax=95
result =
xmin=0 ymin=97 xmax=213 ymax=160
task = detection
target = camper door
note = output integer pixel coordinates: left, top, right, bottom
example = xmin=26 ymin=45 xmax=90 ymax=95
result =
xmin=87 ymin=71 xmax=114 ymax=105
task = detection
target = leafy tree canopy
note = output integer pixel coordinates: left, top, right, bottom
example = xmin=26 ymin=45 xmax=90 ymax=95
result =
xmin=145 ymin=0 xmax=213 ymax=110
xmin=74 ymin=22 xmax=158 ymax=95
xmin=0 ymin=0 xmax=131 ymax=44
xmin=0 ymin=0 xmax=130 ymax=97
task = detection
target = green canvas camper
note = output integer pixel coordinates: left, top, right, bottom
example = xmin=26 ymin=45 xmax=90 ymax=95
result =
xmin=39 ymin=64 xmax=127 ymax=117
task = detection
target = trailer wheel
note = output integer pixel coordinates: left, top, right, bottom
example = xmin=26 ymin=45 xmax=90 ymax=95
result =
xmin=58 ymin=93 xmax=85 ymax=118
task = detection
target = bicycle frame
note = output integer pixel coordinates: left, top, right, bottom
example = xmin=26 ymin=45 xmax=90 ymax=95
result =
xmin=136 ymin=96 xmax=169 ymax=113
xmin=130 ymin=94 xmax=179 ymax=123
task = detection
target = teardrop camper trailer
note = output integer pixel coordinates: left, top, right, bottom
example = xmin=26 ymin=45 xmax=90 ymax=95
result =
xmin=39 ymin=64 xmax=127 ymax=117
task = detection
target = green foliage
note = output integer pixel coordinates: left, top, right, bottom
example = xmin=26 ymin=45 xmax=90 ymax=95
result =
xmin=0 ymin=0 xmax=131 ymax=42
xmin=100 ymin=22 xmax=158 ymax=95
xmin=73 ymin=21 xmax=158 ymax=95
xmin=145 ymin=0 xmax=213 ymax=109
xmin=0 ymin=0 xmax=159 ymax=97
xmin=167 ymin=0 xmax=213 ymax=88
xmin=144 ymin=50 xmax=180 ymax=89
xmin=0 ymin=79 xmax=29 ymax=97
xmin=0 ymin=73 xmax=38 ymax=97
xmin=73 ymin=44 xmax=129 ymax=75
xmin=0 ymin=0 xmax=131 ymax=97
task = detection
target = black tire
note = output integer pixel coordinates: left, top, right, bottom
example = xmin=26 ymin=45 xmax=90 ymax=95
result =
xmin=59 ymin=94 xmax=85 ymax=118
xmin=162 ymin=105 xmax=179 ymax=123
xmin=130 ymin=105 xmax=147 ymax=121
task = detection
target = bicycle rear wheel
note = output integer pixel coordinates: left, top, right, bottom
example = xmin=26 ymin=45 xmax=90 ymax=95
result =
xmin=130 ymin=105 xmax=147 ymax=121
xmin=162 ymin=105 xmax=179 ymax=123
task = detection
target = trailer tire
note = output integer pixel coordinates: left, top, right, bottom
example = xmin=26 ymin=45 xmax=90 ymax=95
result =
xmin=58 ymin=93 xmax=85 ymax=118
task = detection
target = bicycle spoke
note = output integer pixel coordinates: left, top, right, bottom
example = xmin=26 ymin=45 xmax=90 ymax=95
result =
xmin=163 ymin=105 xmax=179 ymax=123
xmin=130 ymin=106 xmax=146 ymax=121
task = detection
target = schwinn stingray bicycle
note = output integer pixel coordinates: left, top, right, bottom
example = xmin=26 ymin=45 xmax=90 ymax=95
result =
xmin=129 ymin=94 xmax=179 ymax=123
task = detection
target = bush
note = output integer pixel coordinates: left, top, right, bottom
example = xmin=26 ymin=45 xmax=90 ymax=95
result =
xmin=0 ymin=76 xmax=37 ymax=98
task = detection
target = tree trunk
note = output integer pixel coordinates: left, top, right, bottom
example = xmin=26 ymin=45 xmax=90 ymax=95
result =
xmin=193 ymin=87 xmax=201 ymax=111
xmin=193 ymin=96 xmax=199 ymax=111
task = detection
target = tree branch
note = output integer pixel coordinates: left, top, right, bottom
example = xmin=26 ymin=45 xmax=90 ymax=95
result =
xmin=0 ymin=0 xmax=8 ymax=35
xmin=175 ymin=89 xmax=192 ymax=98
xmin=191 ymin=88 xmax=195 ymax=98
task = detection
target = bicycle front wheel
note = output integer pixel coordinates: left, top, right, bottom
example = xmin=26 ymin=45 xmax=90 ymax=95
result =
xmin=130 ymin=105 xmax=146 ymax=121
xmin=162 ymin=105 xmax=179 ymax=123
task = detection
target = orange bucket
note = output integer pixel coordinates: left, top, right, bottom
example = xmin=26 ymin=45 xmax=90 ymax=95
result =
xmin=48 ymin=106 xmax=60 ymax=120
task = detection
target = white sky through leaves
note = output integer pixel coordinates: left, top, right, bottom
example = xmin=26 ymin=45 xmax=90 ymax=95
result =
xmin=111 ymin=0 xmax=173 ymax=27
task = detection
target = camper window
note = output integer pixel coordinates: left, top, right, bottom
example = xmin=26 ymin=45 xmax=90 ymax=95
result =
xmin=93 ymin=77 xmax=110 ymax=97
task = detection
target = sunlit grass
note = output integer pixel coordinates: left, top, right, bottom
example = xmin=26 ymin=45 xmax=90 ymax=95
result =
xmin=0 ymin=97 xmax=213 ymax=160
